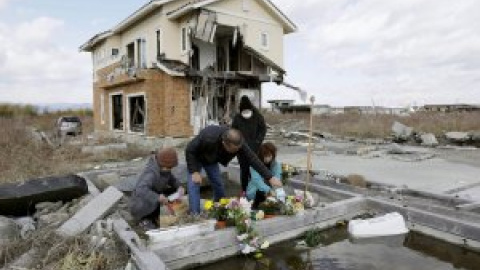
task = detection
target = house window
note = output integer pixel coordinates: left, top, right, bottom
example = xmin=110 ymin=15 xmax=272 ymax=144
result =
xmin=137 ymin=38 xmax=147 ymax=68
xmin=126 ymin=42 xmax=135 ymax=68
xmin=128 ymin=94 xmax=146 ymax=133
xmin=181 ymin=27 xmax=188 ymax=53
xmin=110 ymin=93 xmax=124 ymax=130
xmin=242 ymin=0 xmax=249 ymax=11
xmin=261 ymin=32 xmax=269 ymax=49
xmin=156 ymin=29 xmax=162 ymax=60
xmin=100 ymin=93 xmax=105 ymax=124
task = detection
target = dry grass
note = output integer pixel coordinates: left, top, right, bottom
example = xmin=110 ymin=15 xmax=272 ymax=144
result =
xmin=264 ymin=111 xmax=480 ymax=138
xmin=0 ymin=229 xmax=129 ymax=269
xmin=0 ymin=115 xmax=150 ymax=184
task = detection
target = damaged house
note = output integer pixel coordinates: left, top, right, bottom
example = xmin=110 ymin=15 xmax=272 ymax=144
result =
xmin=80 ymin=0 xmax=296 ymax=137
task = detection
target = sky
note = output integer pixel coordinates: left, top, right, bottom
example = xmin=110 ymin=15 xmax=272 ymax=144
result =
xmin=0 ymin=0 xmax=479 ymax=107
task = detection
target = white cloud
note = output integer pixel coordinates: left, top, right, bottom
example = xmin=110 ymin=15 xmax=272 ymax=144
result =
xmin=269 ymin=0 xmax=480 ymax=106
xmin=0 ymin=16 xmax=91 ymax=104
xmin=0 ymin=0 xmax=19 ymax=11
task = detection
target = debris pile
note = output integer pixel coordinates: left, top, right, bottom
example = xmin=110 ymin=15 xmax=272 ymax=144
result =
xmin=0 ymin=176 xmax=134 ymax=270
xmin=391 ymin=121 xmax=480 ymax=148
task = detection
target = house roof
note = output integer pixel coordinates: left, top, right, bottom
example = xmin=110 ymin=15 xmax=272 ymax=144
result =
xmin=80 ymin=0 xmax=296 ymax=51
xmin=80 ymin=0 xmax=175 ymax=51
xmin=167 ymin=0 xmax=296 ymax=34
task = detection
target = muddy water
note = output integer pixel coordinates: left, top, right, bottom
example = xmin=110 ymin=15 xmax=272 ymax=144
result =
xmin=198 ymin=227 xmax=480 ymax=270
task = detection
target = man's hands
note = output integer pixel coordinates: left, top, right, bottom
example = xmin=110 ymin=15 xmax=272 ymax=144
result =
xmin=268 ymin=177 xmax=283 ymax=188
xmin=192 ymin=172 xmax=202 ymax=184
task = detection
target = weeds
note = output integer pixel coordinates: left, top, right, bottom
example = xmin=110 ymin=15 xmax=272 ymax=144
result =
xmin=0 ymin=116 xmax=149 ymax=184
xmin=264 ymin=111 xmax=480 ymax=138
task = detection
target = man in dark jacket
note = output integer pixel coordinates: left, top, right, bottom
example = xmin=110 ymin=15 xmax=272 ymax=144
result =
xmin=185 ymin=125 xmax=281 ymax=214
xmin=232 ymin=96 xmax=267 ymax=192
xmin=130 ymin=148 xmax=184 ymax=229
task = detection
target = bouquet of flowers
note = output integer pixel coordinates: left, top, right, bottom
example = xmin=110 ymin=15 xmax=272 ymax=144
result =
xmin=204 ymin=198 xmax=230 ymax=221
xmin=282 ymin=195 xmax=305 ymax=215
xmin=206 ymin=197 xmax=269 ymax=256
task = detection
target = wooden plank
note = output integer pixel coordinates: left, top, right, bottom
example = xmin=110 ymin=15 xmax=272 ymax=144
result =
xmin=57 ymin=186 xmax=123 ymax=236
xmin=113 ymin=219 xmax=168 ymax=270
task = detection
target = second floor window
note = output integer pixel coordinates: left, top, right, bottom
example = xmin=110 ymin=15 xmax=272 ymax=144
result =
xmin=261 ymin=32 xmax=269 ymax=50
xmin=156 ymin=30 xmax=162 ymax=60
xmin=137 ymin=38 xmax=147 ymax=68
xmin=181 ymin=27 xmax=188 ymax=53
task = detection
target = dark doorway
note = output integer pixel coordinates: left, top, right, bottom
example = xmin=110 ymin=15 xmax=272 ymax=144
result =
xmin=111 ymin=94 xmax=123 ymax=130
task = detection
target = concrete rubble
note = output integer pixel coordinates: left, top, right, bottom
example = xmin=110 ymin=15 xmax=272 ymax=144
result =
xmin=444 ymin=131 xmax=471 ymax=145
xmin=420 ymin=133 xmax=438 ymax=147
xmin=0 ymin=178 xmax=133 ymax=270
xmin=392 ymin=121 xmax=414 ymax=142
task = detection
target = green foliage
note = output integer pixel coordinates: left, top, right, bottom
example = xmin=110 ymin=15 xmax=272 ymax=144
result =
xmin=0 ymin=103 xmax=38 ymax=117
xmin=302 ymin=228 xmax=326 ymax=247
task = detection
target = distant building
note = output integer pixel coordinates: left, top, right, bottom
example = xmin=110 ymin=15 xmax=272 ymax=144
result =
xmin=267 ymin=99 xmax=295 ymax=113
xmin=422 ymin=104 xmax=480 ymax=113
xmin=275 ymin=104 xmax=331 ymax=115
xmin=330 ymin=107 xmax=345 ymax=114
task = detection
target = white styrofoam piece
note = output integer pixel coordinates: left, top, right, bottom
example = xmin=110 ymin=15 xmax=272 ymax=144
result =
xmin=348 ymin=212 xmax=409 ymax=238
xmin=167 ymin=191 xmax=181 ymax=202
xmin=146 ymin=220 xmax=216 ymax=245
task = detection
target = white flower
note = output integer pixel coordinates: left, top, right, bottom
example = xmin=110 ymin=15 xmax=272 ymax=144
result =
xmin=237 ymin=234 xmax=248 ymax=241
xmin=266 ymin=197 xmax=277 ymax=203
xmin=255 ymin=210 xmax=264 ymax=220
xmin=241 ymin=244 xmax=256 ymax=254
xmin=260 ymin=241 xmax=270 ymax=249
xmin=239 ymin=197 xmax=252 ymax=215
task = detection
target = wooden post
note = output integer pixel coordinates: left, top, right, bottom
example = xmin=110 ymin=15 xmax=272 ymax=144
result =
xmin=304 ymin=95 xmax=315 ymax=201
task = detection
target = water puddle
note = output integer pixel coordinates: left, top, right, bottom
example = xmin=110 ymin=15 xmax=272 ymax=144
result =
xmin=198 ymin=227 xmax=480 ymax=270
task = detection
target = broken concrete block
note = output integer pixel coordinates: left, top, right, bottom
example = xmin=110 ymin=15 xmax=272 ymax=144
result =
xmin=81 ymin=143 xmax=128 ymax=155
xmin=57 ymin=186 xmax=123 ymax=237
xmin=0 ymin=216 xmax=19 ymax=245
xmin=113 ymin=219 xmax=168 ymax=270
xmin=420 ymin=133 xmax=438 ymax=147
xmin=445 ymin=132 xmax=471 ymax=143
xmin=14 ymin=217 xmax=36 ymax=239
xmin=469 ymin=131 xmax=480 ymax=142
xmin=391 ymin=121 xmax=413 ymax=141
xmin=95 ymin=172 xmax=121 ymax=190
xmin=0 ymin=175 xmax=88 ymax=216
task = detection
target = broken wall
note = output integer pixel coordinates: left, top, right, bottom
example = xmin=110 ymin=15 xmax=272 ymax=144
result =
xmin=93 ymin=68 xmax=193 ymax=137
xmin=206 ymin=0 xmax=285 ymax=69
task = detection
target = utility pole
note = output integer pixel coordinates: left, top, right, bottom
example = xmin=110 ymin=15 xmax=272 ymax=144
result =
xmin=304 ymin=95 xmax=315 ymax=202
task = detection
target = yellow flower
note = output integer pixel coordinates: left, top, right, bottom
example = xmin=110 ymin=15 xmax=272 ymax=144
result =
xmin=204 ymin=200 xmax=213 ymax=211
xmin=220 ymin=198 xmax=230 ymax=206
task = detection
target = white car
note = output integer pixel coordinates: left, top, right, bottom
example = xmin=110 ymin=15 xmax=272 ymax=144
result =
xmin=56 ymin=116 xmax=82 ymax=136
